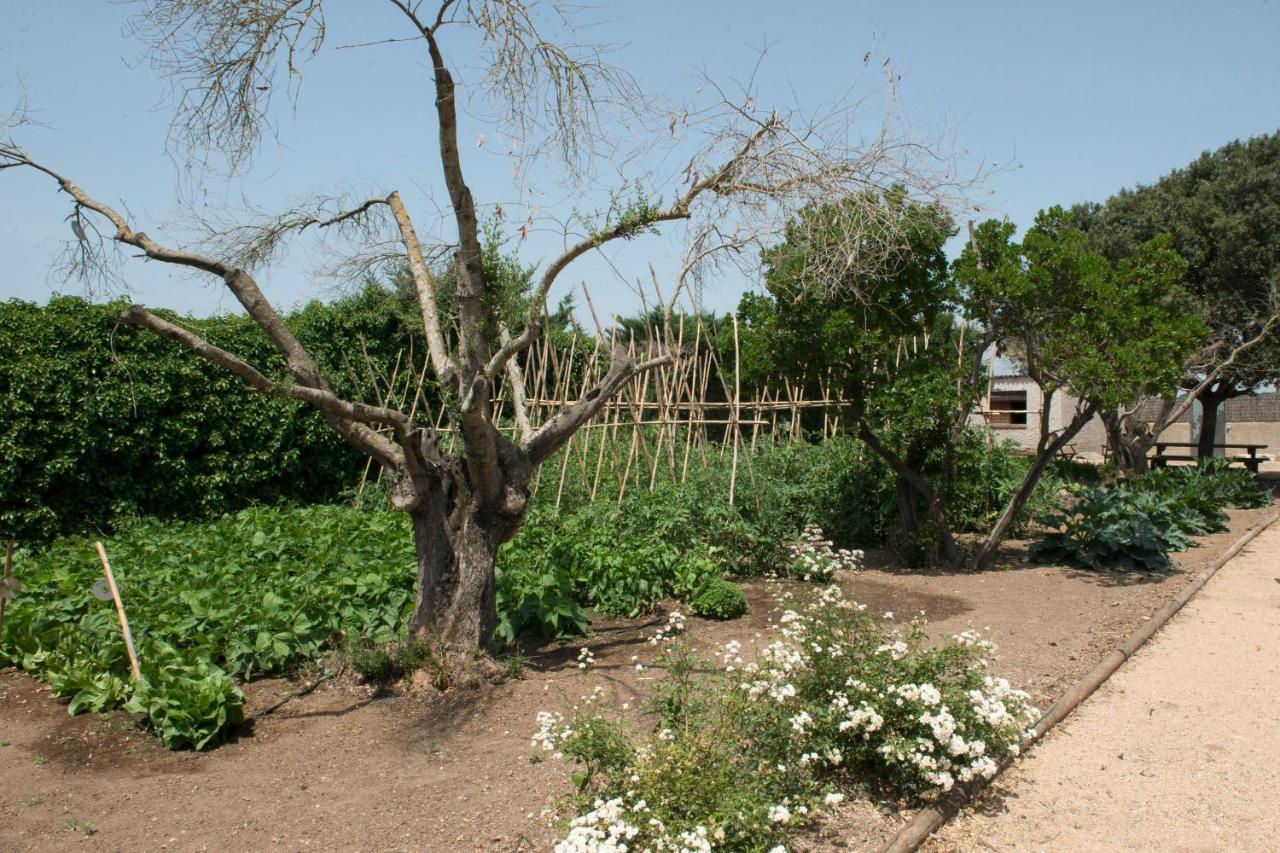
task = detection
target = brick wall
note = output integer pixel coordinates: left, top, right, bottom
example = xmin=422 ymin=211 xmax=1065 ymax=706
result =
xmin=1137 ymin=392 xmax=1280 ymax=424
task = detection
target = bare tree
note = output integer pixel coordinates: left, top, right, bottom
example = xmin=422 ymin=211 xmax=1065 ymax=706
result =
xmin=3 ymin=0 xmax=969 ymax=654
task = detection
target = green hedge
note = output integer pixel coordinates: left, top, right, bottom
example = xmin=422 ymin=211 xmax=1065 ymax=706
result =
xmin=0 ymin=289 xmax=420 ymax=542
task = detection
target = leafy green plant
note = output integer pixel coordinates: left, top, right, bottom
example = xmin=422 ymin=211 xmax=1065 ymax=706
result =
xmin=688 ymin=579 xmax=748 ymax=621
xmin=1030 ymin=486 xmax=1176 ymax=571
xmin=1 ymin=505 xmax=418 ymax=746
xmin=344 ymin=635 xmax=448 ymax=689
xmin=0 ymin=291 xmax=419 ymax=543
xmin=1031 ymin=459 xmax=1271 ymax=572
xmin=123 ymin=646 xmax=245 ymax=750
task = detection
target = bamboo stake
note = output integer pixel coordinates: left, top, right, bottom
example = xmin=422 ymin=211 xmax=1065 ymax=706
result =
xmin=589 ymin=394 xmax=618 ymax=501
xmin=95 ymin=542 xmax=141 ymax=682
xmin=728 ymin=315 xmax=742 ymax=507
xmin=0 ymin=541 xmax=12 ymax=637
xmin=554 ymin=431 xmax=575 ymax=509
xmin=679 ymin=318 xmax=703 ymax=484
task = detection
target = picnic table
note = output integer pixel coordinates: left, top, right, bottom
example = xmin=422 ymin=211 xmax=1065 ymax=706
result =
xmin=1153 ymin=441 xmax=1268 ymax=473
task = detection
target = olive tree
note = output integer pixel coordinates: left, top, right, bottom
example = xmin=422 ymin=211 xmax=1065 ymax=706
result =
xmin=2 ymin=0 xmax=966 ymax=653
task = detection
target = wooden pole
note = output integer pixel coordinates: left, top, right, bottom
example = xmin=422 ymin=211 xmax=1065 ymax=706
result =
xmin=95 ymin=542 xmax=141 ymax=682
xmin=0 ymin=540 xmax=12 ymax=636
xmin=728 ymin=315 xmax=742 ymax=507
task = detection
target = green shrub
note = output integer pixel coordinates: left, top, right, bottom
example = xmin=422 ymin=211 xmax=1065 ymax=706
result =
xmin=1030 ymin=460 xmax=1270 ymax=572
xmin=0 ymin=291 xmax=419 ymax=542
xmin=344 ymin=636 xmax=447 ymax=688
xmin=688 ymin=579 xmax=748 ymax=620
xmin=1029 ymin=486 xmax=1176 ymax=571
xmin=538 ymin=585 xmax=1036 ymax=848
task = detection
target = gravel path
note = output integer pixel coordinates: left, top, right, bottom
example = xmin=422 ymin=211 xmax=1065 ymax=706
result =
xmin=935 ymin=520 xmax=1280 ymax=852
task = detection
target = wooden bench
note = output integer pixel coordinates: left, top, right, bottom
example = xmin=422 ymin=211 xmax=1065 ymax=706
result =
xmin=1153 ymin=442 xmax=1268 ymax=474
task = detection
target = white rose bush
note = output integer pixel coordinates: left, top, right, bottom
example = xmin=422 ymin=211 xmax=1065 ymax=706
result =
xmin=536 ymin=583 xmax=1039 ymax=851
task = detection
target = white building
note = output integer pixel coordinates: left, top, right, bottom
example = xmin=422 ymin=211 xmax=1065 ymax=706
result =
xmin=977 ymin=356 xmax=1107 ymax=457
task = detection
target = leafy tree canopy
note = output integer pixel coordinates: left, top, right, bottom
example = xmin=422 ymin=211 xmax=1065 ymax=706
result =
xmin=737 ymin=188 xmax=956 ymax=406
xmin=1070 ymin=131 xmax=1280 ymax=388
xmin=956 ymin=207 xmax=1207 ymax=411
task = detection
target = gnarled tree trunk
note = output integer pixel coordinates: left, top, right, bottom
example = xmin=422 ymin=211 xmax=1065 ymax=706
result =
xmin=858 ymin=422 xmax=963 ymax=569
xmin=396 ymin=437 xmax=532 ymax=651
xmin=1101 ymin=408 xmax=1151 ymax=474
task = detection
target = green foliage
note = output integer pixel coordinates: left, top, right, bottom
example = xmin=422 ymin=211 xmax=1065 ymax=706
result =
xmin=957 ymin=209 xmax=1207 ymax=412
xmin=1030 ymin=461 xmax=1271 ymax=571
xmin=123 ymin=647 xmax=245 ymax=750
xmin=540 ymin=586 xmax=1037 ymax=848
xmin=739 ymin=191 xmax=955 ymax=405
xmin=1 ymin=505 xmax=416 ymax=747
xmin=688 ymin=579 xmax=748 ymax=621
xmin=1029 ymin=486 xmax=1180 ymax=571
xmin=0 ymin=290 xmax=416 ymax=542
xmin=2 ymin=425 xmax=1061 ymax=750
xmin=1074 ymin=131 xmax=1280 ymax=390
xmin=343 ymin=636 xmax=448 ymax=689
xmin=495 ymin=515 xmax=591 ymax=645
xmin=590 ymin=193 xmax=664 ymax=244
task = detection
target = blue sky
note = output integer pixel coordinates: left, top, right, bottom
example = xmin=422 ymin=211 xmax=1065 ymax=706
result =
xmin=3 ymin=1 xmax=1279 ymax=321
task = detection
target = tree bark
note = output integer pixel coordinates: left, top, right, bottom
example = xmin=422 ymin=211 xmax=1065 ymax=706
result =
xmin=858 ymin=422 xmax=964 ymax=568
xmin=1195 ymin=384 xmax=1232 ymax=459
xmin=402 ymin=450 xmax=529 ymax=652
xmin=970 ymin=401 xmax=1097 ymax=569
xmin=1100 ymin=408 xmax=1151 ymax=474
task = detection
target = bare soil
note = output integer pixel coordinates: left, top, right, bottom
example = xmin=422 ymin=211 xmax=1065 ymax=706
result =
xmin=0 ymin=503 xmax=1273 ymax=852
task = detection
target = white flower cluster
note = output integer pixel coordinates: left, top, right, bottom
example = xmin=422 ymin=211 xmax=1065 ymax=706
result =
xmin=649 ymin=610 xmax=687 ymax=645
xmin=532 ymin=710 xmax=573 ymax=759
xmin=870 ymin=674 xmax=1038 ymax=792
xmin=738 ymin=584 xmax=1037 ymax=796
xmin=967 ymin=676 xmax=1038 ymax=729
xmin=786 ymin=525 xmax=864 ymax=581
xmin=546 ymin=582 xmax=1042 ymax=851
xmin=716 ymin=640 xmax=744 ymax=672
xmin=555 ymin=798 xmax=640 ymax=853
xmin=951 ymin=630 xmax=997 ymax=652
xmin=555 ymin=795 xmax=720 ymax=853
xmin=578 ymin=647 xmax=597 ymax=669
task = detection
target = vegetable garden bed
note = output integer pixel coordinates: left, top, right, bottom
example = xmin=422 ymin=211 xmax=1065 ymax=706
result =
xmin=0 ymin=500 xmax=1272 ymax=851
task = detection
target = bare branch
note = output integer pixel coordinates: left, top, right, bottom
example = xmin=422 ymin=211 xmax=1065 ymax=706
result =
xmin=523 ymin=346 xmax=671 ymax=465
xmin=203 ymin=195 xmax=392 ymax=271
xmin=121 ymin=304 xmax=404 ymax=467
xmin=131 ymin=0 xmax=327 ymax=171
xmin=1152 ymin=307 xmax=1280 ymax=432
xmin=498 ymin=323 xmax=533 ymax=443
xmin=387 ymin=191 xmax=458 ymax=383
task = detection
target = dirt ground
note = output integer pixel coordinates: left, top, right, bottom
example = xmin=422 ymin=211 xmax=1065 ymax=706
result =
xmin=0 ymin=503 xmax=1274 ymax=852
xmin=931 ymin=519 xmax=1280 ymax=853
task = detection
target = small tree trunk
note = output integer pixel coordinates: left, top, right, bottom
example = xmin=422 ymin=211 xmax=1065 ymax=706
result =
xmin=1101 ymin=408 xmax=1149 ymax=474
xmin=896 ymin=476 xmax=920 ymax=535
xmin=970 ymin=404 xmax=1097 ymax=569
xmin=859 ymin=422 xmax=963 ymax=568
xmin=1195 ymin=386 xmax=1230 ymax=459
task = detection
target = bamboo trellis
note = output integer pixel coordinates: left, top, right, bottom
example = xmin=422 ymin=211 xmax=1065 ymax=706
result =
xmin=352 ymin=306 xmax=977 ymax=507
